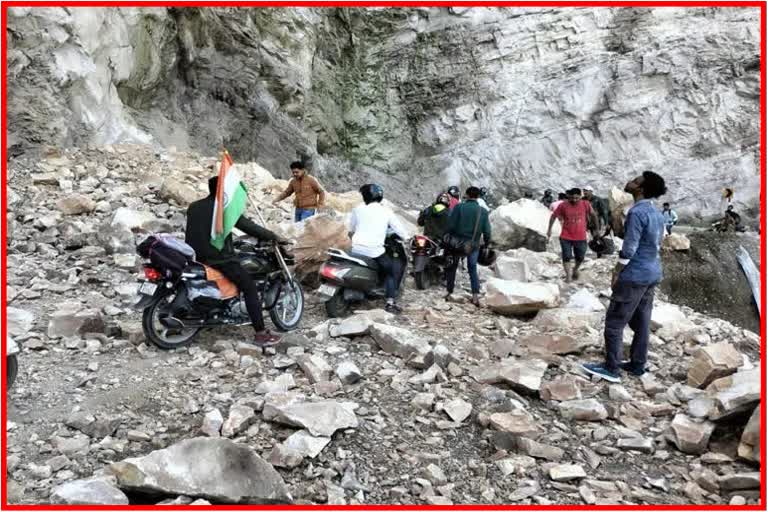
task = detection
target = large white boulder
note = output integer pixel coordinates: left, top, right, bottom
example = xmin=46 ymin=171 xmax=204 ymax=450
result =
xmin=486 ymin=279 xmax=559 ymax=315
xmin=608 ymin=187 xmax=634 ymax=237
xmin=490 ymin=199 xmax=560 ymax=251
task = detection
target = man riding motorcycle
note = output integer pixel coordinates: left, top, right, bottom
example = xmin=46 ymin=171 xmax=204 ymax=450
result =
xmin=349 ymin=184 xmax=409 ymax=314
xmin=185 ymin=176 xmax=287 ymax=346
xmin=417 ymin=193 xmax=452 ymax=241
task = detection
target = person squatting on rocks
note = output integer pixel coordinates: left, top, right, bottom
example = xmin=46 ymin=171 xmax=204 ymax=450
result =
xmin=540 ymin=189 xmax=554 ymax=208
xmin=186 ymin=176 xmax=287 ymax=346
xmin=662 ymin=202 xmax=678 ymax=234
xmin=581 ymin=171 xmax=667 ymax=383
xmin=348 ymin=184 xmax=409 ymax=314
xmin=582 ymin=186 xmax=611 ymax=235
xmin=272 ymin=161 xmax=326 ymax=222
xmin=547 ymin=187 xmax=599 ymax=283
xmin=417 ymin=192 xmax=452 ymax=241
xmin=444 ymin=186 xmax=492 ymax=307
xmin=446 ymin=186 xmax=461 ymax=210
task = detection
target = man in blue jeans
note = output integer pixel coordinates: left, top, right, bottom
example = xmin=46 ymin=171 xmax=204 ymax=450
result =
xmin=582 ymin=171 xmax=667 ymax=383
xmin=444 ymin=187 xmax=492 ymax=307
xmin=272 ymin=162 xmax=326 ymax=222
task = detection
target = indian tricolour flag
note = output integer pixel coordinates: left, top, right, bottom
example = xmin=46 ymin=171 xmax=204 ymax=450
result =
xmin=210 ymin=151 xmax=248 ymax=250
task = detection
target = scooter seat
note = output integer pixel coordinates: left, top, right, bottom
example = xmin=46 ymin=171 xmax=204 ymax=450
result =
xmin=328 ymin=249 xmax=378 ymax=270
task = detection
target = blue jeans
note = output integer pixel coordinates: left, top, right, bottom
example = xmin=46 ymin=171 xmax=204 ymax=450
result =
xmin=375 ymin=253 xmax=400 ymax=299
xmin=560 ymin=238 xmax=587 ymax=263
xmin=446 ymin=249 xmax=480 ymax=294
xmin=294 ymin=208 xmax=316 ymax=222
xmin=604 ymin=281 xmax=656 ymax=373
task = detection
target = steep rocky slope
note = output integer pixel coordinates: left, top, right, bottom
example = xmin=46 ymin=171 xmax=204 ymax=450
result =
xmin=4 ymin=146 xmax=762 ymax=506
xmin=6 ymin=6 xmax=762 ymax=216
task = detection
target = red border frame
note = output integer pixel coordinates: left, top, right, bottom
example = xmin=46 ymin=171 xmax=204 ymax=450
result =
xmin=1 ymin=1 xmax=765 ymax=510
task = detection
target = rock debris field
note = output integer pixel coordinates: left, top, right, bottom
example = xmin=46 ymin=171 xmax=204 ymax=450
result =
xmin=4 ymin=145 xmax=762 ymax=505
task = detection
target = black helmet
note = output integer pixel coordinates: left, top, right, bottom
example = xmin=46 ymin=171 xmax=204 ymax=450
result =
xmin=447 ymin=186 xmax=460 ymax=198
xmin=360 ymin=184 xmax=384 ymax=204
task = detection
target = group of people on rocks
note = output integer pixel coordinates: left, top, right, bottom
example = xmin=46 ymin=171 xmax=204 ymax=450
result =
xmin=183 ymin=159 xmax=692 ymax=386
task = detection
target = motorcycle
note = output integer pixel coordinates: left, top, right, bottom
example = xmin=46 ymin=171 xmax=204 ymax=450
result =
xmin=317 ymin=235 xmax=407 ymax=318
xmin=6 ymin=338 xmax=19 ymax=389
xmin=409 ymin=235 xmax=448 ymax=290
xmin=135 ymin=239 xmax=304 ymax=349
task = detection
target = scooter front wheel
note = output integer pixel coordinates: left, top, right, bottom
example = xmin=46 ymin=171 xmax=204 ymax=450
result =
xmin=325 ymin=289 xmax=351 ymax=318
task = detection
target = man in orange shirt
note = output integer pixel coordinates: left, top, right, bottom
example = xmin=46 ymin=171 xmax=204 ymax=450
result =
xmin=272 ymin=162 xmax=326 ymax=222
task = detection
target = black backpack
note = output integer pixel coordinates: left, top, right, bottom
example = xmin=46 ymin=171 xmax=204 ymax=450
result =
xmin=137 ymin=235 xmax=193 ymax=276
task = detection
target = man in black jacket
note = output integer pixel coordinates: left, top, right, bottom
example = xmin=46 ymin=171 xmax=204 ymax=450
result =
xmin=186 ymin=176 xmax=285 ymax=346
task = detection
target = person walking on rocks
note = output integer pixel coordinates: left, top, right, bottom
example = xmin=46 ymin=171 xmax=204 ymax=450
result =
xmin=582 ymin=186 xmax=611 ymax=234
xmin=187 ymin=176 xmax=287 ymax=346
xmin=581 ymin=171 xmax=667 ymax=383
xmin=272 ymin=161 xmax=326 ymax=222
xmin=444 ymin=186 xmax=492 ymax=307
xmin=662 ymin=202 xmax=678 ymax=234
xmin=541 ymin=189 xmax=555 ymax=208
xmin=547 ymin=188 xmax=599 ymax=282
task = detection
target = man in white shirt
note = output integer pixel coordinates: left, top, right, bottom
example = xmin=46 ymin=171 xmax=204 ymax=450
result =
xmin=349 ymin=184 xmax=409 ymax=313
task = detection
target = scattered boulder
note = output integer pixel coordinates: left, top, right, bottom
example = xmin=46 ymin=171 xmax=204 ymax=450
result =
xmin=708 ymin=369 xmax=760 ymax=420
xmin=329 ymin=315 xmax=378 ymax=338
xmin=494 ymin=254 xmax=530 ymax=282
xmin=268 ymin=445 xmax=303 ymax=469
xmin=517 ymin=437 xmax=564 ymax=461
xmin=200 ymin=409 xmax=224 ymax=437
xmin=443 ymin=399 xmax=472 ymax=423
xmin=549 ymin=464 xmax=587 ymax=482
xmin=159 ymin=178 xmax=198 ymax=206
xmin=335 ymin=361 xmax=362 ymax=385
xmin=607 ymin=187 xmax=634 ymax=238
xmin=7 ymin=307 xmax=35 ymax=336
xmin=516 ymin=334 xmax=583 ymax=357
xmin=566 ymin=289 xmax=605 ymax=311
xmin=489 ymin=410 xmax=539 ymax=438
xmin=532 ymin=308 xmax=601 ymax=331
xmin=489 ymin=199 xmax=559 ymax=251
xmin=297 ymin=354 xmax=333 ymax=384
xmin=558 ymin=399 xmax=608 ymax=422
xmin=221 ymin=406 xmax=255 ymax=438
xmin=471 ymin=358 xmax=549 ymax=393
xmin=617 ymin=437 xmax=655 ymax=454
xmin=57 ymin=195 xmax=96 ymax=215
xmin=737 ymin=405 xmax=760 ymax=463
xmin=666 ymin=414 xmax=715 ymax=455
xmin=485 ymin=279 xmax=559 ymax=315
xmin=267 ymin=400 xmax=358 ymax=437
xmin=540 ymin=377 xmax=582 ymax=401
xmin=718 ymin=472 xmax=760 ymax=492
xmin=51 ymin=478 xmax=128 ymax=505
xmin=109 ymin=437 xmax=291 ymax=503
xmin=662 ymin=233 xmax=691 ymax=251
xmin=111 ymin=207 xmax=157 ymax=232
xmin=283 ymin=430 xmax=331 ymax=459
xmin=47 ymin=303 xmax=105 ymax=339
xmin=687 ymin=342 xmax=743 ymax=388
xmin=370 ymin=323 xmax=431 ymax=359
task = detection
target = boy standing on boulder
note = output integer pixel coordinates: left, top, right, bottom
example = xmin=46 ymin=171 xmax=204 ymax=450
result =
xmin=547 ymin=188 xmax=599 ymax=282
xmin=581 ymin=171 xmax=667 ymax=383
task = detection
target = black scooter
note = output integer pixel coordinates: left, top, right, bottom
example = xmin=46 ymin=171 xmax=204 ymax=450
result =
xmin=317 ymin=236 xmax=407 ymax=318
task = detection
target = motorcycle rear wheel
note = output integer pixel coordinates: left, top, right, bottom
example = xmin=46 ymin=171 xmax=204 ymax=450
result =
xmin=325 ymin=289 xmax=351 ymax=318
xmin=142 ymin=294 xmax=202 ymax=350
xmin=6 ymin=355 xmax=18 ymax=389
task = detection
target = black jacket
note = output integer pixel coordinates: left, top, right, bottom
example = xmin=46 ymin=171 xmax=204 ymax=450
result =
xmin=185 ymin=196 xmax=279 ymax=266
xmin=417 ymin=204 xmax=451 ymax=241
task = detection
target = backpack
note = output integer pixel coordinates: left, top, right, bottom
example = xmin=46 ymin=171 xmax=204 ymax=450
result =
xmin=137 ymin=234 xmax=196 ymax=276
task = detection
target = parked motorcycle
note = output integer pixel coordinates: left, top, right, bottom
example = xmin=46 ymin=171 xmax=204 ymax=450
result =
xmin=409 ymin=234 xmax=447 ymax=290
xmin=135 ymin=239 xmax=304 ymax=349
xmin=317 ymin=235 xmax=407 ymax=318
xmin=6 ymin=338 xmax=19 ymax=389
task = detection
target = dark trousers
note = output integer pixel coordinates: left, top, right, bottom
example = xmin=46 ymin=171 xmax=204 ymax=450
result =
xmin=604 ymin=281 xmax=656 ymax=373
xmin=446 ymin=249 xmax=480 ymax=294
xmin=375 ymin=253 xmax=400 ymax=299
xmin=214 ymin=261 xmax=265 ymax=332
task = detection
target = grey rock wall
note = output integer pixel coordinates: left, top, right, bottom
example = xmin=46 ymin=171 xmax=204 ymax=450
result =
xmin=6 ymin=6 xmax=761 ymax=217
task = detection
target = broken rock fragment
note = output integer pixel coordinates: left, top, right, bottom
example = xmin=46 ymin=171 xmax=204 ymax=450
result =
xmin=558 ymin=399 xmax=608 ymax=422
xmin=109 ymin=437 xmax=291 ymax=503
xmin=737 ymin=405 xmax=760 ymax=463
xmin=267 ymin=400 xmax=358 ymax=437
xmin=665 ymin=414 xmax=715 ymax=455
xmin=485 ymin=278 xmax=560 ymax=315
xmin=687 ymin=342 xmax=742 ymax=388
xmin=471 ymin=358 xmax=548 ymax=394
xmin=51 ymin=478 xmax=128 ymax=505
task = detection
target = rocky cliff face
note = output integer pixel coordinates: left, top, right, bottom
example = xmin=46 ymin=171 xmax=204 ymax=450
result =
xmin=7 ymin=6 xmax=761 ymax=217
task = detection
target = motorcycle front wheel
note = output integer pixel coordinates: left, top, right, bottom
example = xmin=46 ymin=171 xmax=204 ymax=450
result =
xmin=269 ymin=279 xmax=304 ymax=331
xmin=6 ymin=355 xmax=18 ymax=389
xmin=142 ymin=294 xmax=202 ymax=350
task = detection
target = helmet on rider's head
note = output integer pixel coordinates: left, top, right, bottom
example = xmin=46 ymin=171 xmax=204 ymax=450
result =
xmin=360 ymin=184 xmax=384 ymax=205
xmin=436 ymin=193 xmax=451 ymax=207
xmin=447 ymin=186 xmax=460 ymax=199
